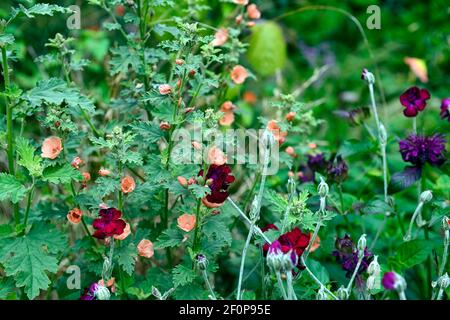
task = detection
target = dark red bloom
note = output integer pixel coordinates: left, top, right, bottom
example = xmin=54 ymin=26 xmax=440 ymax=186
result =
xmin=332 ymin=235 xmax=373 ymax=278
xmin=261 ymin=224 xmax=279 ymax=253
xmin=440 ymin=98 xmax=450 ymax=122
xmin=399 ymin=86 xmax=430 ymax=117
xmin=382 ymin=272 xmax=397 ymax=290
xmin=399 ymin=134 xmax=446 ymax=167
xmin=199 ymin=164 xmax=235 ymax=207
xmin=263 ymin=227 xmax=310 ymax=269
xmin=92 ymin=207 xmax=126 ymax=239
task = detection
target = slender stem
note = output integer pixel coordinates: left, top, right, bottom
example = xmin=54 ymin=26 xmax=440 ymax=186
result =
xmin=436 ymin=288 xmax=444 ymax=301
xmin=192 ymin=199 xmax=202 ymax=252
xmin=23 ymin=184 xmax=35 ymax=229
xmin=301 ymin=256 xmax=338 ymax=300
xmin=236 ymin=224 xmax=254 ymax=300
xmin=201 ymin=270 xmax=216 ymax=300
xmin=438 ymin=231 xmax=449 ymax=277
xmin=304 ymin=210 xmax=322 ymax=262
xmin=398 ymin=290 xmax=407 ymax=300
xmin=404 ymin=201 xmax=424 ymax=241
xmin=346 ymin=253 xmax=363 ymax=292
xmin=275 ymin=271 xmax=288 ymax=300
xmin=286 ymin=271 xmax=297 ymax=300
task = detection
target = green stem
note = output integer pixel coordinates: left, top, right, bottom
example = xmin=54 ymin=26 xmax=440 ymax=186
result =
xmin=275 ymin=271 xmax=288 ymax=300
xmin=23 ymin=183 xmax=35 ymax=230
xmin=192 ymin=199 xmax=202 ymax=252
xmin=301 ymin=256 xmax=338 ymax=300
xmin=201 ymin=270 xmax=216 ymax=300
xmin=236 ymin=224 xmax=254 ymax=300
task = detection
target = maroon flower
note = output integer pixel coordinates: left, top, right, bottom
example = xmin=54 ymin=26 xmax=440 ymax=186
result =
xmin=381 ymin=272 xmax=397 ymax=290
xmin=332 ymin=235 xmax=373 ymax=278
xmin=261 ymin=224 xmax=279 ymax=253
xmin=399 ymin=134 xmax=446 ymax=167
xmin=327 ymin=155 xmax=348 ymax=183
xmin=399 ymin=86 xmax=430 ymax=117
xmin=263 ymin=227 xmax=310 ymax=269
xmin=440 ymin=98 xmax=450 ymax=122
xmin=92 ymin=207 xmax=126 ymax=239
xmin=199 ymin=164 xmax=235 ymax=208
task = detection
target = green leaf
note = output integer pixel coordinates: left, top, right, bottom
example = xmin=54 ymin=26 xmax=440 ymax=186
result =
xmin=395 ymin=239 xmax=433 ymax=269
xmin=155 ymin=229 xmax=184 ymax=249
xmin=16 ymin=137 xmax=43 ymax=177
xmin=23 ymin=78 xmax=95 ymax=114
xmin=0 ymin=173 xmax=27 ymax=204
xmin=14 ymin=4 xmax=67 ymax=18
xmin=93 ymin=176 xmax=119 ymax=198
xmin=0 ymin=223 xmax=67 ymax=299
xmin=42 ymin=163 xmax=83 ymax=184
xmin=361 ymin=198 xmax=392 ymax=215
xmin=132 ymin=122 xmax=165 ymax=144
xmin=115 ymin=242 xmax=137 ymax=275
xmin=308 ymin=259 xmax=329 ymax=284
xmin=172 ymin=264 xmax=197 ymax=287
xmin=247 ymin=22 xmax=286 ymax=77
xmin=188 ymin=184 xmax=211 ymax=199
xmin=0 ymin=34 xmax=15 ymax=47
xmin=389 ymin=166 xmax=422 ymax=194
xmin=203 ymin=218 xmax=232 ymax=246
xmin=339 ymin=139 xmax=377 ymax=158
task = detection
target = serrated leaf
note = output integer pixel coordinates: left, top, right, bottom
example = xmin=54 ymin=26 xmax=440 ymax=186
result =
xmin=188 ymin=184 xmax=211 ymax=199
xmin=155 ymin=229 xmax=184 ymax=249
xmin=93 ymin=176 xmax=119 ymax=198
xmin=395 ymin=239 xmax=433 ymax=269
xmin=0 ymin=223 xmax=67 ymax=299
xmin=203 ymin=218 xmax=232 ymax=246
xmin=42 ymin=163 xmax=83 ymax=184
xmin=132 ymin=122 xmax=165 ymax=144
xmin=172 ymin=264 xmax=197 ymax=287
xmin=115 ymin=242 xmax=137 ymax=275
xmin=16 ymin=137 xmax=43 ymax=177
xmin=15 ymin=4 xmax=67 ymax=18
xmin=0 ymin=173 xmax=27 ymax=204
xmin=389 ymin=166 xmax=422 ymax=194
xmin=0 ymin=34 xmax=15 ymax=47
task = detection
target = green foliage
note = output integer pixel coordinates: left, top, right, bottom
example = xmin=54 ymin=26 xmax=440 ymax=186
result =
xmin=42 ymin=163 xmax=83 ymax=184
xmin=16 ymin=138 xmax=43 ymax=177
xmin=0 ymin=173 xmax=27 ymax=204
xmin=393 ymin=240 xmax=434 ymax=270
xmin=172 ymin=264 xmax=197 ymax=287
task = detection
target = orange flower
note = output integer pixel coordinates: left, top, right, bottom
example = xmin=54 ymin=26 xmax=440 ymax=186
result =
xmin=175 ymin=59 xmax=184 ymax=65
xmin=247 ymin=4 xmax=261 ymax=19
xmin=212 ymin=28 xmax=228 ymax=47
xmin=404 ymin=57 xmax=428 ymax=83
xmin=308 ymin=142 xmax=317 ymax=149
xmin=121 ymin=175 xmax=136 ymax=194
xmin=202 ymin=197 xmax=223 ymax=208
xmin=285 ymin=111 xmax=296 ymax=122
xmin=285 ymin=146 xmax=296 ymax=157
xmin=233 ymin=0 xmax=248 ymax=5
xmin=177 ymin=213 xmax=196 ymax=232
xmin=159 ymin=121 xmax=171 ymax=130
xmin=137 ymin=239 xmax=154 ymax=258
xmin=82 ymin=172 xmax=91 ymax=183
xmin=230 ymin=65 xmax=248 ymax=85
xmin=309 ymin=234 xmax=321 ymax=253
xmin=177 ymin=176 xmax=188 ymax=187
xmin=243 ymin=91 xmax=257 ymax=104
xmin=71 ymin=156 xmax=84 ymax=169
xmin=207 ymin=146 xmax=227 ymax=165
xmin=41 ymin=136 xmax=63 ymax=159
xmin=235 ymin=14 xmax=243 ymax=25
xmin=99 ymin=277 xmax=116 ymax=293
xmin=219 ymin=101 xmax=236 ymax=126
xmin=67 ymin=208 xmax=83 ymax=224
xmin=267 ymin=120 xmax=287 ymax=144
xmin=98 ymin=168 xmax=111 ymax=176
xmin=159 ymin=84 xmax=172 ymax=95
xmin=114 ymin=222 xmax=131 ymax=240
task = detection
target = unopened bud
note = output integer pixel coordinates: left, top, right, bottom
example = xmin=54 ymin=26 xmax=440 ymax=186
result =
xmin=378 ymin=123 xmax=387 ymax=145
xmin=195 ymin=254 xmax=208 ymax=270
xmin=419 ymin=190 xmax=433 ymax=203
xmin=317 ymin=177 xmax=329 ymax=198
xmin=366 ymin=275 xmax=379 ymax=291
xmin=367 ymin=255 xmax=380 ymax=276
xmin=177 ymin=176 xmax=188 ymax=187
xmin=357 ymin=234 xmax=367 ymax=253
xmin=336 ymin=286 xmax=349 ymax=300
xmin=316 ymin=286 xmax=327 ymax=300
xmin=437 ymin=273 xmax=450 ymax=289
xmin=361 ymin=68 xmax=375 ymax=84
xmin=442 ymin=216 xmax=449 ymax=231
xmin=94 ymin=284 xmax=111 ymax=300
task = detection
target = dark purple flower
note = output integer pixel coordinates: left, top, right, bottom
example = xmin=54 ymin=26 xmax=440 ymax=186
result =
xmin=327 ymin=155 xmax=348 ymax=183
xmin=382 ymin=272 xmax=397 ymax=290
xmin=80 ymin=283 xmax=99 ymax=300
xmin=332 ymin=235 xmax=374 ymax=278
xmin=440 ymin=98 xmax=450 ymax=122
xmin=399 ymin=134 xmax=446 ymax=167
xmin=92 ymin=208 xmax=126 ymax=239
xmin=298 ymin=164 xmax=315 ymax=183
xmin=307 ymin=153 xmax=328 ymax=172
xmin=199 ymin=164 xmax=235 ymax=208
xmin=399 ymin=86 xmax=430 ymax=117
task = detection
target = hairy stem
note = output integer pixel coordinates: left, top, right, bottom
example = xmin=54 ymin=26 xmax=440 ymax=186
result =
xmin=201 ymin=270 xmax=217 ymax=300
xmin=275 ymin=271 xmax=288 ymax=300
xmin=236 ymin=224 xmax=254 ymax=300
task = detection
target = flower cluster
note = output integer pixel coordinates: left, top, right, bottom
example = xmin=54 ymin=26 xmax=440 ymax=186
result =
xmin=332 ymin=235 xmax=373 ymax=278
xmin=399 ymin=134 xmax=446 ymax=167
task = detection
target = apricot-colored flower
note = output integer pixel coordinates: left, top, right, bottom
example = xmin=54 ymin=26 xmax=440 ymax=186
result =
xmin=82 ymin=172 xmax=91 ymax=183
xmin=230 ymin=65 xmax=248 ymax=85
xmin=285 ymin=111 xmax=296 ymax=122
xmin=219 ymin=101 xmax=236 ymax=126
xmin=243 ymin=91 xmax=257 ymax=104
xmin=177 ymin=176 xmax=188 ymax=187
xmin=114 ymin=222 xmax=131 ymax=240
xmin=159 ymin=84 xmax=172 ymax=95
xmin=233 ymin=0 xmax=248 ymax=5
xmin=98 ymin=168 xmax=111 ymax=176
xmin=177 ymin=213 xmax=196 ymax=232
xmin=212 ymin=28 xmax=228 ymax=47
xmin=207 ymin=146 xmax=227 ymax=165
xmin=121 ymin=175 xmax=135 ymax=194
xmin=67 ymin=208 xmax=83 ymax=224
xmin=137 ymin=239 xmax=154 ymax=258
xmin=309 ymin=234 xmax=321 ymax=253
xmin=404 ymin=57 xmax=428 ymax=83
xmin=41 ymin=136 xmax=63 ymax=159
xmin=235 ymin=14 xmax=243 ymax=25
xmin=285 ymin=146 xmax=296 ymax=157
xmin=159 ymin=122 xmax=171 ymax=130
xmin=175 ymin=59 xmax=184 ymax=65
xmin=267 ymin=120 xmax=287 ymax=144
xmin=192 ymin=141 xmax=202 ymax=150
xmin=99 ymin=277 xmax=116 ymax=293
xmin=247 ymin=4 xmax=261 ymax=19
xmin=71 ymin=156 xmax=84 ymax=169
xmin=308 ymin=142 xmax=317 ymax=149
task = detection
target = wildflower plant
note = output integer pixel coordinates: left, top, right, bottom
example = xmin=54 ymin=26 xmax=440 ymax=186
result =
xmin=0 ymin=0 xmax=448 ymax=303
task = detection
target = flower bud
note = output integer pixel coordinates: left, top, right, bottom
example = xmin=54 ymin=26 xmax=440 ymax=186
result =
xmin=177 ymin=176 xmax=188 ymax=187
xmin=437 ymin=273 xmax=450 ymax=289
xmin=195 ymin=254 xmax=208 ymax=271
xmin=366 ymin=275 xmax=378 ymax=291
xmin=287 ymin=177 xmax=296 ymax=196
xmin=266 ymin=241 xmax=283 ymax=272
xmin=378 ymin=123 xmax=387 ymax=145
xmin=316 ymin=286 xmax=327 ymax=300
xmin=336 ymin=286 xmax=349 ymax=300
xmin=441 ymin=216 xmax=449 ymax=231
xmin=367 ymin=255 xmax=380 ymax=276
xmin=357 ymin=234 xmax=367 ymax=252
xmin=94 ymin=284 xmax=111 ymax=300
xmin=281 ymin=250 xmax=298 ymax=271
xmin=361 ymin=68 xmax=375 ymax=84
xmin=317 ymin=177 xmax=329 ymax=198
xmin=419 ymin=190 xmax=433 ymax=203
